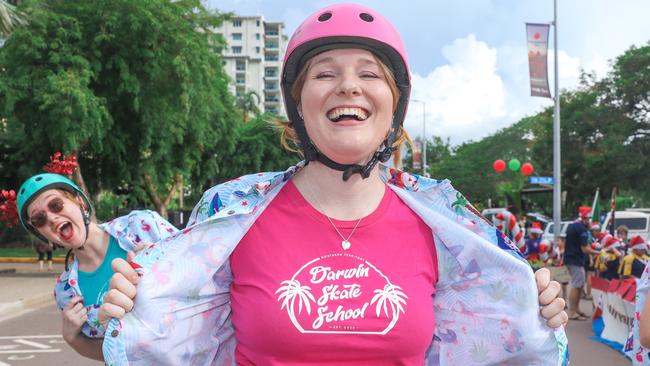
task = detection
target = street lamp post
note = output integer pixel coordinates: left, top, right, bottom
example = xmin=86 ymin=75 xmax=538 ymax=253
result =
xmin=410 ymin=99 xmax=427 ymax=176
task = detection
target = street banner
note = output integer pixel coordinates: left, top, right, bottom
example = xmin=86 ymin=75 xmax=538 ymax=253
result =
xmin=526 ymin=23 xmax=552 ymax=98
xmin=590 ymin=276 xmax=636 ymax=351
xmin=413 ymin=141 xmax=422 ymax=170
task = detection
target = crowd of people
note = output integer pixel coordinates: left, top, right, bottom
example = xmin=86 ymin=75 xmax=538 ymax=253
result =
xmin=500 ymin=207 xmax=649 ymax=325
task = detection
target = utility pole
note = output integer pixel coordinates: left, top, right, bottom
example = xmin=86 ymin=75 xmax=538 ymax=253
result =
xmin=552 ymin=0 xmax=561 ymax=244
xmin=411 ymin=99 xmax=427 ymax=176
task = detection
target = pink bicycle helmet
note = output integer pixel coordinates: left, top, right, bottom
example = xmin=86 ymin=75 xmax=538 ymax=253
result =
xmin=281 ymin=3 xmax=411 ymax=180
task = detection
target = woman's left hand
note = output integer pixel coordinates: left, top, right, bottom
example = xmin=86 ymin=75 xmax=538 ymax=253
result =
xmin=535 ymin=267 xmax=568 ymax=328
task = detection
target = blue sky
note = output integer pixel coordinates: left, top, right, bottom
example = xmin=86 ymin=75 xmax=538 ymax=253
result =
xmin=205 ymin=0 xmax=650 ymax=145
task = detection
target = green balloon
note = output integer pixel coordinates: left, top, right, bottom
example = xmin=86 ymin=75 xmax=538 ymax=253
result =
xmin=508 ymin=159 xmax=521 ymax=171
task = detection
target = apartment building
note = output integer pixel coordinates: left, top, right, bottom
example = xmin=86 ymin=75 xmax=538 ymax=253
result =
xmin=216 ymin=16 xmax=288 ymax=116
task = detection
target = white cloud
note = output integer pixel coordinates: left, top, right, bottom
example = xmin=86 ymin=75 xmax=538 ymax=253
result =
xmin=405 ymin=34 xmax=507 ymax=145
xmin=405 ymin=33 xmax=608 ymax=146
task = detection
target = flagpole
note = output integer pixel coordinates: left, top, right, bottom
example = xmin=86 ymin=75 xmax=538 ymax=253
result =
xmin=552 ymin=0 xmax=562 ymax=244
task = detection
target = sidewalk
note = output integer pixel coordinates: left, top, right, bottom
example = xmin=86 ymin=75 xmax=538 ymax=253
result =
xmin=0 ymin=262 xmax=61 ymax=323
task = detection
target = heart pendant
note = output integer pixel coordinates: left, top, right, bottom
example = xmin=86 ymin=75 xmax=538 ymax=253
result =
xmin=341 ymin=240 xmax=351 ymax=250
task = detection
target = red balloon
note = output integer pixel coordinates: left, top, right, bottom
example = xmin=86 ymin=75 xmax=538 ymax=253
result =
xmin=521 ymin=162 xmax=534 ymax=176
xmin=493 ymin=159 xmax=506 ymax=173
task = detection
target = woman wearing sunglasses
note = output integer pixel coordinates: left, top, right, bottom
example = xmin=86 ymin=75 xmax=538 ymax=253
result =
xmin=16 ymin=173 xmax=177 ymax=361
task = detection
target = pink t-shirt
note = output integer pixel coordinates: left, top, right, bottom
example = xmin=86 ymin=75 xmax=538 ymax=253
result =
xmin=230 ymin=180 xmax=438 ymax=365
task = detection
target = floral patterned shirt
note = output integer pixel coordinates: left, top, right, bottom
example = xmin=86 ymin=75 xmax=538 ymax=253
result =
xmin=53 ymin=210 xmax=177 ymax=338
xmin=102 ymin=163 xmax=569 ymax=365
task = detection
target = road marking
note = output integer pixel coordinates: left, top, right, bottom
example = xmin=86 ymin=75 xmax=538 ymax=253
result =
xmin=0 ymin=335 xmax=60 ymax=340
xmin=0 ymin=349 xmax=60 ymax=354
xmin=13 ymin=339 xmax=51 ymax=349
xmin=8 ymin=355 xmax=35 ymax=360
xmin=0 ymin=360 xmax=10 ymax=366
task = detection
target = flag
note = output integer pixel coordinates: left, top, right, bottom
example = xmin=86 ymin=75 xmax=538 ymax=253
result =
xmin=609 ymin=186 xmax=618 ymax=235
xmin=526 ymin=23 xmax=552 ymax=98
xmin=591 ymin=188 xmax=600 ymax=225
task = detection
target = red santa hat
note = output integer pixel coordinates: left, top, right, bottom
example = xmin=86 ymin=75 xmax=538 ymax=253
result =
xmin=590 ymin=222 xmax=601 ymax=231
xmin=600 ymin=234 xmax=622 ymax=250
xmin=629 ymin=235 xmax=648 ymax=251
xmin=530 ymin=222 xmax=544 ymax=235
xmin=578 ymin=206 xmax=592 ymax=219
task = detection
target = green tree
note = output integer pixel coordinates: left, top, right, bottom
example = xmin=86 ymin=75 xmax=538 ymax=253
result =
xmin=0 ymin=0 xmax=26 ymax=37
xmin=236 ymin=90 xmax=261 ymax=123
xmin=211 ymin=114 xmax=300 ymax=183
xmin=0 ymin=0 xmax=238 ymax=218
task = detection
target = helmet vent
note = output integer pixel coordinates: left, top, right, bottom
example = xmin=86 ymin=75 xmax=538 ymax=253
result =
xmin=35 ymin=177 xmax=43 ymax=181
xmin=318 ymin=12 xmax=332 ymax=22
xmin=359 ymin=13 xmax=374 ymax=22
xmin=20 ymin=188 xmax=25 ymax=194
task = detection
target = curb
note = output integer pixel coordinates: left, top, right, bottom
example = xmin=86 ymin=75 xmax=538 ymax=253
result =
xmin=0 ymin=292 xmax=54 ymax=323
xmin=0 ymin=257 xmax=66 ymax=264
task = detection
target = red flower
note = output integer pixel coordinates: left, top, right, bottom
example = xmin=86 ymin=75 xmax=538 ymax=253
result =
xmin=0 ymin=189 xmax=18 ymax=228
xmin=43 ymin=152 xmax=79 ymax=176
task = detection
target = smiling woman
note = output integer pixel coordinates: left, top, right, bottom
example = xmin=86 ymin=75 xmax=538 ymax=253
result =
xmin=100 ymin=3 xmax=569 ymax=365
xmin=16 ymin=173 xmax=177 ymax=362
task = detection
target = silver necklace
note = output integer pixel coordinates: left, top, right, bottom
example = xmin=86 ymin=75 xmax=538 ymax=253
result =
xmin=303 ymin=184 xmax=363 ymax=251
xmin=325 ymin=215 xmax=362 ymax=250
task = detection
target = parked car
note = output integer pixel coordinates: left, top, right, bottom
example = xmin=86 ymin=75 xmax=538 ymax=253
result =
xmin=602 ymin=210 xmax=650 ymax=241
xmin=542 ymin=221 xmax=571 ymax=243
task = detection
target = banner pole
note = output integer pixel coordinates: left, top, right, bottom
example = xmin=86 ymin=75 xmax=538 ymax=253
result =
xmin=552 ymin=0 xmax=562 ymax=244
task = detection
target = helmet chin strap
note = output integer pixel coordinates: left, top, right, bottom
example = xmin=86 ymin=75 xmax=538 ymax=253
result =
xmin=296 ymin=114 xmax=399 ymax=181
xmin=307 ymin=142 xmax=394 ymax=181
xmin=64 ymin=207 xmax=91 ymax=272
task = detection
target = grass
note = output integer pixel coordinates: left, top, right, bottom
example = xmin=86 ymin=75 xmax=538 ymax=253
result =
xmin=0 ymin=247 xmax=66 ymax=258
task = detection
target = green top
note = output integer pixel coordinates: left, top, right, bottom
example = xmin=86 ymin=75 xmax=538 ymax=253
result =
xmin=77 ymin=236 xmax=127 ymax=305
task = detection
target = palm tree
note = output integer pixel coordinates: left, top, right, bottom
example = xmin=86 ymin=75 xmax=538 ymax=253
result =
xmin=236 ymin=90 xmax=261 ymax=123
xmin=0 ymin=1 xmax=26 ymax=37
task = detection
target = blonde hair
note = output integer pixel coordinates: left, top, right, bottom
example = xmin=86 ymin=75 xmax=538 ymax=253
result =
xmin=270 ymin=53 xmax=413 ymax=169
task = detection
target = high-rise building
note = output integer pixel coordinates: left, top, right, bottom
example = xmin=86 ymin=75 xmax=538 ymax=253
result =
xmin=215 ymin=16 xmax=288 ymax=117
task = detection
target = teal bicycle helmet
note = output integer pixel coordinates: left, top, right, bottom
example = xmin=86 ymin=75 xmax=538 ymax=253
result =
xmin=17 ymin=173 xmax=93 ymax=243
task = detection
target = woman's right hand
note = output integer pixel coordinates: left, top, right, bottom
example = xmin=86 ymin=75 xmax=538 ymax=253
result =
xmin=98 ymin=252 xmax=140 ymax=327
xmin=62 ymin=296 xmax=87 ymax=344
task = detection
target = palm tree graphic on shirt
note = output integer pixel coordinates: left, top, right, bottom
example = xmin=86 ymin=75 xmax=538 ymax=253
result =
xmin=276 ymin=279 xmax=316 ymax=322
xmin=370 ymin=284 xmax=408 ymax=321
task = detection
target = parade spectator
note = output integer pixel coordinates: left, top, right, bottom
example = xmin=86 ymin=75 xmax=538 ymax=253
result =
xmin=564 ymin=209 xmax=599 ymax=320
xmin=617 ymin=225 xmax=630 ymax=253
xmin=526 ymin=222 xmax=544 ymax=270
xmin=35 ymin=239 xmax=54 ymax=271
xmin=594 ymin=233 xmax=623 ymax=280
xmin=619 ymin=235 xmax=649 ymax=279
xmin=583 ymin=222 xmax=602 ymax=300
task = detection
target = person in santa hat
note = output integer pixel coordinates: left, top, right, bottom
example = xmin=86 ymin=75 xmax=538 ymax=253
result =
xmin=525 ymin=222 xmax=545 ymax=270
xmin=594 ymin=233 xmax=624 ymax=280
xmin=583 ymin=222 xmax=602 ymax=300
xmin=619 ymin=235 xmax=649 ymax=279
xmin=564 ymin=208 xmax=600 ymax=320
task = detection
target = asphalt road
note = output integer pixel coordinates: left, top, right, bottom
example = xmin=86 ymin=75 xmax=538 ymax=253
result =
xmin=0 ymin=299 xmax=632 ymax=365
xmin=0 ymin=304 xmax=100 ymax=366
